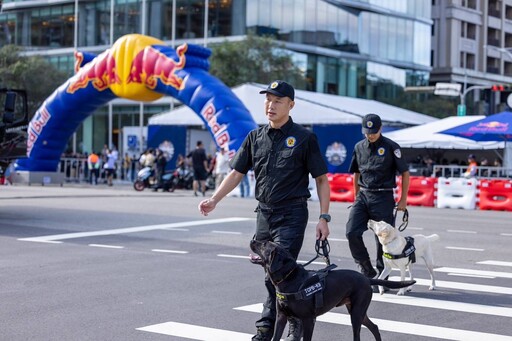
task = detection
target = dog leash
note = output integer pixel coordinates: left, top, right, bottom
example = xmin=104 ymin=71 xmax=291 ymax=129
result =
xmin=303 ymin=239 xmax=331 ymax=267
xmin=393 ymin=207 xmax=409 ymax=232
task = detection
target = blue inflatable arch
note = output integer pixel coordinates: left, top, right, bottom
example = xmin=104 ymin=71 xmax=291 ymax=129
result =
xmin=17 ymin=34 xmax=257 ymax=171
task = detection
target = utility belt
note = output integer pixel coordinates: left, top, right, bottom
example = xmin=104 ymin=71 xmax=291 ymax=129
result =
xmin=258 ymin=197 xmax=307 ymax=212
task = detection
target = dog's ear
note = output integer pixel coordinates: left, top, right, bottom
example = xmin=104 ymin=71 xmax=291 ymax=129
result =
xmin=268 ymin=246 xmax=296 ymax=280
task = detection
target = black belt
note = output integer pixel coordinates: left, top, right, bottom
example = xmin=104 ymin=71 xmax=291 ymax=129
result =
xmin=360 ymin=187 xmax=394 ymax=192
xmin=259 ymin=197 xmax=307 ymax=209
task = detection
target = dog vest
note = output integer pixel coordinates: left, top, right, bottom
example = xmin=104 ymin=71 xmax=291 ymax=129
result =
xmin=383 ymin=236 xmax=416 ymax=264
xmin=276 ymin=264 xmax=337 ymax=310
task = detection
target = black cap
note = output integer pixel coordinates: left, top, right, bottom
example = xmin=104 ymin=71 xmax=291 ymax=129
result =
xmin=468 ymin=154 xmax=476 ymax=160
xmin=259 ymin=80 xmax=295 ymax=100
xmin=362 ymin=113 xmax=382 ymax=134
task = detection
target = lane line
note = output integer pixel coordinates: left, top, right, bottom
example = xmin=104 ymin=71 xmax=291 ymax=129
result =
xmin=137 ymin=321 xmax=252 ymax=340
xmin=18 ymin=217 xmax=251 ymax=243
xmin=212 ymin=230 xmax=242 ymax=235
xmin=236 ymin=304 xmax=512 ymax=341
xmin=151 ymin=249 xmax=188 ymax=254
xmin=371 ymin=294 xmax=512 ymax=317
xmin=435 ymin=266 xmax=512 ymax=279
xmin=447 ymin=229 xmax=477 ymax=234
xmin=445 ymin=246 xmax=484 ymax=251
xmin=88 ymin=244 xmax=124 ymax=249
xmin=446 ymin=273 xmax=495 ymax=279
xmin=501 ymin=233 xmax=512 ymax=237
xmin=389 ymin=276 xmax=512 ymax=295
xmin=478 ymin=260 xmax=512 ymax=267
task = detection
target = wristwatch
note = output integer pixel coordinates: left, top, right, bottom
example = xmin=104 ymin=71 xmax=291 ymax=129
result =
xmin=319 ymin=213 xmax=331 ymax=222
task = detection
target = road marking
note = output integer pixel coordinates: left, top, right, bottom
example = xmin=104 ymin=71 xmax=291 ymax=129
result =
xmin=445 ymin=246 xmax=484 ymax=251
xmin=328 ymin=238 xmax=347 ymax=242
xmin=371 ymin=294 xmax=512 ymax=317
xmin=218 ymin=254 xmax=249 ymax=259
xmin=88 ymin=244 xmax=124 ymax=249
xmin=435 ymin=266 xmax=512 ymax=279
xmin=137 ymin=321 xmax=252 ymax=340
xmin=151 ymin=249 xmax=188 ymax=254
xmin=478 ymin=260 xmax=512 ymax=267
xmin=446 ymin=272 xmax=495 ymax=279
xmin=235 ymin=304 xmax=512 ymax=341
xmin=389 ymin=276 xmax=512 ymax=294
xmin=447 ymin=229 xmax=477 ymax=234
xmin=501 ymin=233 xmax=512 ymax=237
xmin=18 ymin=217 xmax=251 ymax=243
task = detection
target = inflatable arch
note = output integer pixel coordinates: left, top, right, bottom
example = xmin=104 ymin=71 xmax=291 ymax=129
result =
xmin=16 ymin=34 xmax=257 ymax=171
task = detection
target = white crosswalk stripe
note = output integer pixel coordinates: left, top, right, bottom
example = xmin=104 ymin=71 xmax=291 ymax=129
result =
xmin=138 ymin=261 xmax=512 ymax=340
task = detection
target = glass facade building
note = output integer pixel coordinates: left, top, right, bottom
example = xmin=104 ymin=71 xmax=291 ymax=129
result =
xmin=0 ymin=0 xmax=432 ymax=154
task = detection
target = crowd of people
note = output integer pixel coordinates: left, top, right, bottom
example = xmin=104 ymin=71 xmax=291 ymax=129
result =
xmin=409 ymin=153 xmax=505 ymax=178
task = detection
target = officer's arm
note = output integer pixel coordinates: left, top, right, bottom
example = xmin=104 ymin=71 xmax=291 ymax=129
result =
xmin=353 ymin=172 xmax=361 ymax=198
xmin=397 ymin=171 xmax=410 ymax=210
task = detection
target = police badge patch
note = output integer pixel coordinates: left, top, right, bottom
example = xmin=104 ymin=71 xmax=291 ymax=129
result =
xmin=394 ymin=149 xmax=402 ymax=158
xmin=378 ymin=147 xmax=385 ymax=156
xmin=286 ymin=136 xmax=296 ymax=148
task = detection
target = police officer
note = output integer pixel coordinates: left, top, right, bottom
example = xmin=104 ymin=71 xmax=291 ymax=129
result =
xmin=346 ymin=113 xmax=410 ymax=283
xmin=198 ymin=80 xmax=331 ymax=341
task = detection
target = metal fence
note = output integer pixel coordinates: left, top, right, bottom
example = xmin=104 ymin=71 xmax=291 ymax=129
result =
xmin=59 ymin=157 xmax=139 ymax=184
xmin=431 ymin=165 xmax=511 ymax=179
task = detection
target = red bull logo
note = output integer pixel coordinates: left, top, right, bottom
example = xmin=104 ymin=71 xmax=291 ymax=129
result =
xmin=127 ymin=44 xmax=187 ymax=90
xmin=27 ymin=106 xmax=51 ymax=156
xmin=470 ymin=121 xmax=509 ymax=133
xmin=67 ymin=50 xmax=120 ymax=94
xmin=201 ymin=102 xmax=231 ymax=148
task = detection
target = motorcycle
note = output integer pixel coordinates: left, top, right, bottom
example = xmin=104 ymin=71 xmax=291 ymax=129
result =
xmin=167 ymin=166 xmax=194 ymax=192
xmin=133 ymin=166 xmax=154 ymax=191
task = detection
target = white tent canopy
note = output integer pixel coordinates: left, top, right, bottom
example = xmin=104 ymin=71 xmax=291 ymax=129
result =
xmin=149 ymin=83 xmax=437 ymax=127
xmin=385 ymin=116 xmax=505 ymax=150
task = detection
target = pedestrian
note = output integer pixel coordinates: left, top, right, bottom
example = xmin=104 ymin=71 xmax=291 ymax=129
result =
xmin=345 ymin=113 xmax=410 ymax=290
xmin=103 ymin=148 xmax=117 ymax=186
xmin=239 ymin=172 xmax=250 ymax=197
xmin=153 ymin=149 xmax=167 ymax=191
xmin=214 ymin=147 xmax=231 ymax=189
xmin=463 ymin=154 xmax=478 ymax=178
xmin=87 ymin=151 xmax=100 ymax=185
xmin=187 ymin=141 xmax=209 ymax=196
xmin=198 ymin=80 xmax=331 ymax=341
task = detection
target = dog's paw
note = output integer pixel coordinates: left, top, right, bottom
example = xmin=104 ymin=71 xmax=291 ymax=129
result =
xmin=397 ymin=289 xmax=406 ymax=296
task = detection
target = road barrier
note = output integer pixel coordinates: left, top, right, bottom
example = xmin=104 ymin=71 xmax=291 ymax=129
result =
xmin=478 ymin=179 xmax=512 ymax=211
xmin=406 ymin=176 xmax=437 ymax=207
xmin=436 ymin=177 xmax=478 ymax=210
xmin=328 ymin=173 xmax=355 ymax=202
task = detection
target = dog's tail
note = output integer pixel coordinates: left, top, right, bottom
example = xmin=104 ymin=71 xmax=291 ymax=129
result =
xmin=370 ymin=279 xmax=416 ymax=289
xmin=426 ymin=234 xmax=440 ymax=242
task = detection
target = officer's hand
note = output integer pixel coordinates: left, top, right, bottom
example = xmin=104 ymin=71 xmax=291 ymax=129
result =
xmin=198 ymin=198 xmax=217 ymax=216
xmin=396 ymin=198 xmax=407 ymax=211
xmin=316 ymin=220 xmax=330 ymax=241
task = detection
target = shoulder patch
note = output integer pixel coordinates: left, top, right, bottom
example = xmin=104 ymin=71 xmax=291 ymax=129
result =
xmin=394 ymin=149 xmax=402 ymax=158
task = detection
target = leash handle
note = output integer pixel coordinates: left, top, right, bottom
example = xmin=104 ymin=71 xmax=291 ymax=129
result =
xmin=315 ymin=239 xmax=331 ymax=266
xmin=393 ymin=207 xmax=409 ymax=232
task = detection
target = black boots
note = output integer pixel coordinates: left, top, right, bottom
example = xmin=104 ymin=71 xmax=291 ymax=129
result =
xmin=357 ymin=259 xmax=377 ymax=279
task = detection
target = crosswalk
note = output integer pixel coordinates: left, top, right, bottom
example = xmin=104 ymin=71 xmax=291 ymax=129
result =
xmin=137 ymin=263 xmax=512 ymax=341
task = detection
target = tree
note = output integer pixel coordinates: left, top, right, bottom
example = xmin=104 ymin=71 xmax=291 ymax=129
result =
xmin=0 ymin=45 xmax=68 ymax=116
xmin=208 ymin=34 xmax=305 ymax=88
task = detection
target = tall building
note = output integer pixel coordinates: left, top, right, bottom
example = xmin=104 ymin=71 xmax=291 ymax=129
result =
xmin=0 ymin=0 xmax=433 ymax=154
xmin=431 ymin=0 xmax=512 ymax=115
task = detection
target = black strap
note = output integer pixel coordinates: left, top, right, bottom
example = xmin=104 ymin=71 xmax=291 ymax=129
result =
xmin=303 ymin=239 xmax=331 ymax=267
xmin=393 ymin=207 xmax=409 ymax=232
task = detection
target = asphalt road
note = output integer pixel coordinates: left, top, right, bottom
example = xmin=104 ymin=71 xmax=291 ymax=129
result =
xmin=1 ymin=183 xmax=511 ymax=341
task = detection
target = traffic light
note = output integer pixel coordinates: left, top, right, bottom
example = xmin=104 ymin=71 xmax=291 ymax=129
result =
xmin=491 ymin=84 xmax=511 ymax=91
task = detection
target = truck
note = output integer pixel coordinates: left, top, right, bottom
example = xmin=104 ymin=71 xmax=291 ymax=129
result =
xmin=0 ymin=89 xmax=29 ymax=180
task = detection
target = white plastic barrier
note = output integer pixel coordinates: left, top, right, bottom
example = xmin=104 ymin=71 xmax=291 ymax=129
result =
xmin=308 ymin=175 xmax=319 ymax=201
xmin=436 ymin=177 xmax=478 ymax=210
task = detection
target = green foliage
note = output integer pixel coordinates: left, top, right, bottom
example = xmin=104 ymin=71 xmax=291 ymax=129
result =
xmin=0 ymin=45 xmax=67 ymax=116
xmin=209 ymin=35 xmax=305 ymax=88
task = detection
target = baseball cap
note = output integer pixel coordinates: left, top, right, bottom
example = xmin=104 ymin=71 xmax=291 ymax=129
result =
xmin=259 ymin=80 xmax=295 ymax=100
xmin=362 ymin=113 xmax=382 ymax=134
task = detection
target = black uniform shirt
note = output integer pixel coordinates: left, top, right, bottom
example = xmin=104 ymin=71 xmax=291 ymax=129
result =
xmin=348 ymin=135 xmax=408 ymax=189
xmin=230 ymin=117 xmax=328 ymax=204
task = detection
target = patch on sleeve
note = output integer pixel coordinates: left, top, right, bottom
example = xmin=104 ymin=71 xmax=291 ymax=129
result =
xmin=394 ymin=149 xmax=402 ymax=158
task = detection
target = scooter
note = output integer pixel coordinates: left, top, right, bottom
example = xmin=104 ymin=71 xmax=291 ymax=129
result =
xmin=133 ymin=166 xmax=154 ymax=191
xmin=167 ymin=167 xmax=194 ymax=192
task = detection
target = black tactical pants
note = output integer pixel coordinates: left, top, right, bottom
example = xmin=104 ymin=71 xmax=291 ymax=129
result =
xmin=253 ymin=199 xmax=308 ymax=330
xmin=346 ymin=190 xmax=395 ymax=274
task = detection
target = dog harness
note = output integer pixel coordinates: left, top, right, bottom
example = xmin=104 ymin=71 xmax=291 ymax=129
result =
xmin=383 ymin=236 xmax=416 ymax=264
xmin=276 ymin=264 xmax=337 ymax=310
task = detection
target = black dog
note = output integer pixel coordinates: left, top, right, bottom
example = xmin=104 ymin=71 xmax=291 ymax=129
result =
xmin=250 ymin=239 xmax=416 ymax=341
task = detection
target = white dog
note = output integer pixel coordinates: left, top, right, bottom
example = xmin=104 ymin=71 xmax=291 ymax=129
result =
xmin=368 ymin=220 xmax=439 ymax=295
